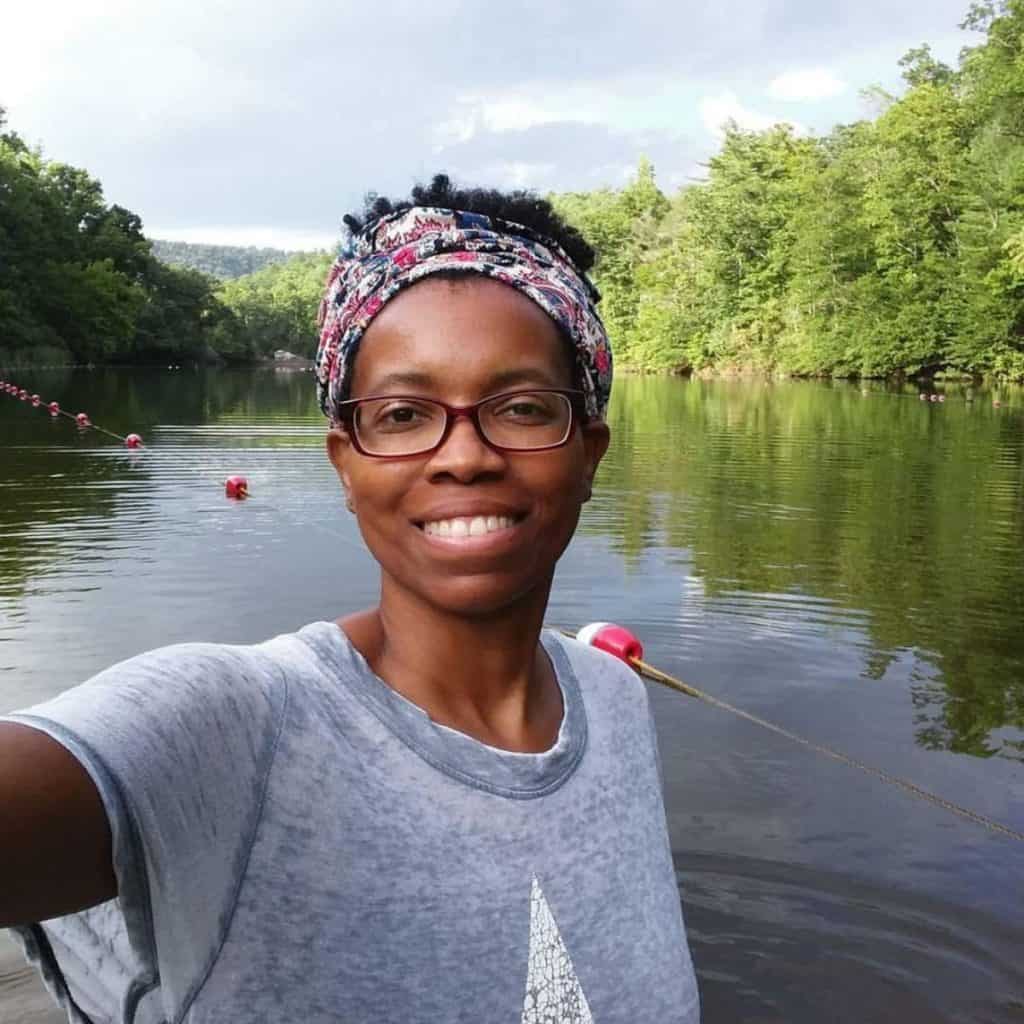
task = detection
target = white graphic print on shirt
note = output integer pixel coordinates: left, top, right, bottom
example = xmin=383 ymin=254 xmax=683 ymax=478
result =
xmin=521 ymin=877 xmax=594 ymax=1024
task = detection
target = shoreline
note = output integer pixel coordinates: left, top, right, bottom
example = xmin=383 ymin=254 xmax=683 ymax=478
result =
xmin=0 ymin=360 xmax=1010 ymax=385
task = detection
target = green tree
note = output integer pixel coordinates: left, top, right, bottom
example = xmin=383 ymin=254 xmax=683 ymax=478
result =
xmin=213 ymin=251 xmax=332 ymax=361
xmin=0 ymin=109 xmax=229 ymax=367
xmin=554 ymin=158 xmax=669 ymax=364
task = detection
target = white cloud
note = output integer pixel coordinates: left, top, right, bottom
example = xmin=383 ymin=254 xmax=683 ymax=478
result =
xmin=768 ymin=67 xmax=847 ymax=102
xmin=433 ymin=90 xmax=603 ymax=149
xmin=494 ymin=160 xmax=559 ymax=188
xmin=699 ymin=91 xmax=802 ymax=139
xmin=2 ymin=0 xmax=976 ymax=245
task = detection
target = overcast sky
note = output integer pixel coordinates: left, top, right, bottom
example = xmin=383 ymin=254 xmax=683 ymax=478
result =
xmin=2 ymin=1 xmax=978 ymax=251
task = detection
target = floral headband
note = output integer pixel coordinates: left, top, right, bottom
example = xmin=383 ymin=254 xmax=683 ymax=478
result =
xmin=315 ymin=206 xmax=612 ymax=424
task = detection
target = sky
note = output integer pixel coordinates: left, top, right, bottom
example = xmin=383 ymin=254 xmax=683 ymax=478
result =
xmin=1 ymin=0 xmax=980 ymax=251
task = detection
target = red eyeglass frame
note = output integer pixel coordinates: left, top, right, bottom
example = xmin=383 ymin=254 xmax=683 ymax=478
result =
xmin=334 ymin=388 xmax=589 ymax=459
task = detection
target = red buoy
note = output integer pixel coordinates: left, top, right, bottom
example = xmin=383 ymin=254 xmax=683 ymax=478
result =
xmin=31 ymin=394 xmax=41 ymax=407
xmin=19 ymin=389 xmax=28 ymax=400
xmin=576 ymin=622 xmax=644 ymax=665
xmin=75 ymin=412 xmax=91 ymax=427
xmin=225 ymin=475 xmax=249 ymax=499
xmin=48 ymin=401 xmax=60 ymax=416
xmin=124 ymin=433 xmax=142 ymax=449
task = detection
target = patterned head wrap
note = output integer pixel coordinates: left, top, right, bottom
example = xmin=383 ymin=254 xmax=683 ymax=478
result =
xmin=315 ymin=206 xmax=612 ymax=424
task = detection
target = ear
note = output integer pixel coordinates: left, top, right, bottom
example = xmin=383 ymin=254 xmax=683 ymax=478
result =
xmin=579 ymin=420 xmax=610 ymax=503
xmin=326 ymin=426 xmax=355 ymax=508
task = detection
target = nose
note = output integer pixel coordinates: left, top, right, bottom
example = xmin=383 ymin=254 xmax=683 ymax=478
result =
xmin=424 ymin=411 xmax=506 ymax=482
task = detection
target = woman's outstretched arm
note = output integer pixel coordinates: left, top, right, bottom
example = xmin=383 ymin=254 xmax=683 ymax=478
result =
xmin=0 ymin=723 xmax=116 ymax=928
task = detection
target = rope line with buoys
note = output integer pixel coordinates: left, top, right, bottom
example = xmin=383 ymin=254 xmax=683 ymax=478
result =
xmin=1 ymin=377 xmax=370 ymax=555
xmin=570 ymin=623 xmax=1024 ymax=844
xmin=1 ymin=376 xmax=142 ymax=447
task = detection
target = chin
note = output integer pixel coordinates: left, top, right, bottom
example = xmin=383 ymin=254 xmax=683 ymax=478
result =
xmin=405 ymin=572 xmax=552 ymax=620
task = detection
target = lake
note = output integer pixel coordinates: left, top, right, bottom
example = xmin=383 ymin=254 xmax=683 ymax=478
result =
xmin=1 ymin=367 xmax=1023 ymax=1023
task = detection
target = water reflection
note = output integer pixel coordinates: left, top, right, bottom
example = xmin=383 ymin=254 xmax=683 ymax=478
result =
xmin=597 ymin=376 xmax=1024 ymax=761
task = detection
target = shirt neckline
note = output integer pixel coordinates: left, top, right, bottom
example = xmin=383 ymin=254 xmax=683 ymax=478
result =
xmin=298 ymin=621 xmax=587 ymax=800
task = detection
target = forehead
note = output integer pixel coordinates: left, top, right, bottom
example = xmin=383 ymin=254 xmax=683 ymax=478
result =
xmin=348 ymin=276 xmax=574 ymax=398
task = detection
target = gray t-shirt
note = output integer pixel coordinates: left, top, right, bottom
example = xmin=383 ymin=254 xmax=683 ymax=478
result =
xmin=4 ymin=622 xmax=700 ymax=1024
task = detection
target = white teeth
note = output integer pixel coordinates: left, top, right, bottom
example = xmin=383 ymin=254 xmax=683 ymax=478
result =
xmin=423 ymin=515 xmax=517 ymax=538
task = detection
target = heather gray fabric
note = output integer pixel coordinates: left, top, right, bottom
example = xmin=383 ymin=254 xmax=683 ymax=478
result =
xmin=3 ymin=622 xmax=700 ymax=1023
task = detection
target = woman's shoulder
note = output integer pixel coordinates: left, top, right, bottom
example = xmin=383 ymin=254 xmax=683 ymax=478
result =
xmin=96 ymin=627 xmax=299 ymax=692
xmin=7 ymin=621 xmax=339 ymax=736
xmin=544 ymin=630 xmax=650 ymax=713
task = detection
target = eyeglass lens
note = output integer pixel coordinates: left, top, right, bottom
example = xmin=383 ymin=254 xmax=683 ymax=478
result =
xmin=352 ymin=391 xmax=573 ymax=456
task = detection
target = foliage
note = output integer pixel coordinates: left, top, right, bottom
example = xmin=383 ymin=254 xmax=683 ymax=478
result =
xmin=151 ymin=239 xmax=304 ymax=280
xmin=5 ymin=1 xmax=1024 ymax=376
xmin=553 ymin=0 xmax=1024 ymax=380
xmin=0 ymin=108 xmax=226 ymax=366
xmin=211 ymin=252 xmax=333 ymax=361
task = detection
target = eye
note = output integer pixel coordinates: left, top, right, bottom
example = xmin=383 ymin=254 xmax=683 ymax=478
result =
xmin=491 ymin=393 xmax=560 ymax=422
xmin=367 ymin=399 xmax=440 ymax=432
xmin=385 ymin=405 xmax=418 ymax=423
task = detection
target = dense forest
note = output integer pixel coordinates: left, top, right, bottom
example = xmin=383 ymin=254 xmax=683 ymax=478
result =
xmin=0 ymin=104 xmax=329 ymax=367
xmin=0 ymin=107 xmax=228 ymax=366
xmin=2 ymin=0 xmax=1023 ymax=375
xmin=151 ymin=239 xmax=303 ymax=280
xmin=210 ymin=252 xmax=331 ymax=359
xmin=555 ymin=0 xmax=1024 ymax=379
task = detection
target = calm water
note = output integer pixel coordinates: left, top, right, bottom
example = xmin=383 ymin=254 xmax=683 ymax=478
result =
xmin=2 ymin=368 xmax=1023 ymax=1022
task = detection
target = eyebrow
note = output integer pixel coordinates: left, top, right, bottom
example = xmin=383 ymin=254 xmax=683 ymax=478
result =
xmin=363 ymin=366 xmax=564 ymax=394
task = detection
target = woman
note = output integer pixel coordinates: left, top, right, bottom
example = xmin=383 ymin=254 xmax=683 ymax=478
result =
xmin=0 ymin=176 xmax=700 ymax=1023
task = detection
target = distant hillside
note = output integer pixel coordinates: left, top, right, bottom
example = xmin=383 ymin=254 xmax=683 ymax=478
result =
xmin=152 ymin=239 xmax=313 ymax=280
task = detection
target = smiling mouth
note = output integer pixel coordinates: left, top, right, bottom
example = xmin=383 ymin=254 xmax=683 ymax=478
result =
xmin=417 ymin=514 xmax=525 ymax=539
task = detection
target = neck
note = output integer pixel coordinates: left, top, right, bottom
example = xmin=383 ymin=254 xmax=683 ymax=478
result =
xmin=338 ymin=576 xmax=562 ymax=753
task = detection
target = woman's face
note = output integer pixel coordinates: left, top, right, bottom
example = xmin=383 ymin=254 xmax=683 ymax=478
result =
xmin=326 ymin=276 xmax=610 ymax=617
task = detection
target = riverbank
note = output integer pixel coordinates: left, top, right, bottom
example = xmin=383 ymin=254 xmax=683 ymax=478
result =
xmin=0 ymin=355 xmax=316 ymax=373
xmin=0 ymin=357 xmax=1000 ymax=383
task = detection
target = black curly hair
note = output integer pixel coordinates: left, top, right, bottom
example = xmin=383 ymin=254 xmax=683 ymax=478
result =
xmin=343 ymin=173 xmax=595 ymax=275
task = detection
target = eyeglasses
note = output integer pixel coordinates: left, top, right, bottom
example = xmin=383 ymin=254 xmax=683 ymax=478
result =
xmin=335 ymin=388 xmax=587 ymax=458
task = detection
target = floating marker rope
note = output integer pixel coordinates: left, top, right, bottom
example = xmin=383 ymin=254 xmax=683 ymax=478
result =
xmin=566 ymin=625 xmax=1024 ymax=844
xmin=2 ymin=379 xmax=368 ymax=555
xmin=1 ymin=377 xmax=141 ymax=446
xmin=51 ymin=406 xmax=138 ymax=445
